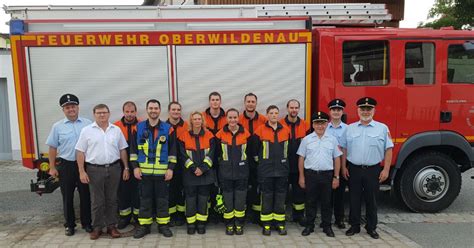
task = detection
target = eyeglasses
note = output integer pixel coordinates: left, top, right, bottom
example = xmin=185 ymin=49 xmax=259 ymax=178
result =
xmin=95 ymin=112 xmax=109 ymax=115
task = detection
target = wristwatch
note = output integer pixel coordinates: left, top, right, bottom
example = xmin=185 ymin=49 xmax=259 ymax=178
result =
xmin=333 ymin=176 xmax=340 ymax=179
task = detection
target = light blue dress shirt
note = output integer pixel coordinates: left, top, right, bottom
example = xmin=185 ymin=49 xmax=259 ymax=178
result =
xmin=340 ymin=120 xmax=394 ymax=166
xmin=297 ymin=132 xmax=342 ymax=171
xmin=326 ymin=121 xmax=347 ymax=146
xmin=46 ymin=117 xmax=92 ymax=161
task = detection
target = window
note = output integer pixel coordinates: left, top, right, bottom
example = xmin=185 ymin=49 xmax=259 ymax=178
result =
xmin=405 ymin=43 xmax=435 ymax=85
xmin=447 ymin=43 xmax=474 ymax=84
xmin=343 ymin=40 xmax=390 ymax=86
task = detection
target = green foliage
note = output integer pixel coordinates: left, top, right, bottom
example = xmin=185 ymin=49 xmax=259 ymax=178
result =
xmin=420 ymin=0 xmax=474 ymax=29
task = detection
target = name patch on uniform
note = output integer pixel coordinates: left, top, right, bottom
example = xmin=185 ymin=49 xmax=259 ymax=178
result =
xmin=281 ymin=159 xmax=287 ymax=163
xmin=239 ymin=162 xmax=245 ymax=166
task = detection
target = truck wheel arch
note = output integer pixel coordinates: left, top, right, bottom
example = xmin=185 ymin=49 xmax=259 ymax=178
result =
xmin=392 ymin=131 xmax=473 ymax=182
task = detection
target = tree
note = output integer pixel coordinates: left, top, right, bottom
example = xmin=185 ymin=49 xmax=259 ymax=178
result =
xmin=419 ymin=0 xmax=474 ymax=29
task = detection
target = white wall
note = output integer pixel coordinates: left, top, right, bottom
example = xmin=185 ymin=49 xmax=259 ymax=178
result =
xmin=0 ymin=49 xmax=21 ymax=160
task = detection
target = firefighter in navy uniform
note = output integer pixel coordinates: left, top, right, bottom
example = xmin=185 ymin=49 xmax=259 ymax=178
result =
xmin=178 ymin=111 xmax=216 ymax=235
xmin=166 ymin=101 xmax=189 ymax=226
xmin=216 ymin=108 xmax=251 ymax=235
xmin=254 ymin=105 xmax=291 ymax=236
xmin=238 ymin=93 xmax=267 ymax=223
xmin=279 ymin=99 xmax=309 ymax=225
xmin=131 ymin=99 xmax=177 ymax=238
xmin=114 ymin=101 xmax=141 ymax=229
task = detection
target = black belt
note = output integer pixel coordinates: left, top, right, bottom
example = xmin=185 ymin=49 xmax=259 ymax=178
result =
xmin=305 ymin=169 xmax=333 ymax=174
xmin=348 ymin=161 xmax=378 ymax=169
xmin=59 ymin=158 xmax=77 ymax=163
xmin=86 ymin=160 xmax=120 ymax=168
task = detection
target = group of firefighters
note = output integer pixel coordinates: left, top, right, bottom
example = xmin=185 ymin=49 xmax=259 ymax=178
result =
xmin=46 ymin=91 xmax=393 ymax=241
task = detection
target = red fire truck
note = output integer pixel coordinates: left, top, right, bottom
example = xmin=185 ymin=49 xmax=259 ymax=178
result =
xmin=5 ymin=4 xmax=473 ymax=213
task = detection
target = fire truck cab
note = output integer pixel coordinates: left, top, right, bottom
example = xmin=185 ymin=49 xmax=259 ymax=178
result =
xmin=312 ymin=27 xmax=474 ymax=212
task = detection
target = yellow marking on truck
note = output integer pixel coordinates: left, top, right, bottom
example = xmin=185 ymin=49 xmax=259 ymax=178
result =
xmin=10 ymin=36 xmax=29 ymax=158
xmin=305 ymin=42 xmax=312 ymax=123
xmin=393 ymin=138 xmax=407 ymax=143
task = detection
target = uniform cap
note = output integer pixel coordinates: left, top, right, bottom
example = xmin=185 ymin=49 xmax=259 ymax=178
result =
xmin=356 ymin=97 xmax=377 ymax=108
xmin=311 ymin=111 xmax=330 ymax=122
xmin=327 ymin=98 xmax=346 ymax=109
xmin=59 ymin=94 xmax=79 ymax=107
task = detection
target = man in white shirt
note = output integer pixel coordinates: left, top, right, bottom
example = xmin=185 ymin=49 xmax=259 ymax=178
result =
xmin=76 ymin=104 xmax=130 ymax=240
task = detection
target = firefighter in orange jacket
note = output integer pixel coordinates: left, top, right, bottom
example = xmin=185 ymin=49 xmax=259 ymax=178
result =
xmin=166 ymin=101 xmax=189 ymax=226
xmin=202 ymin=91 xmax=226 ymax=223
xmin=216 ymin=108 xmax=251 ymax=235
xmin=279 ymin=99 xmax=309 ymax=225
xmin=178 ymin=111 xmax=216 ymax=235
xmin=238 ymin=93 xmax=267 ymax=222
xmin=254 ymin=105 xmax=291 ymax=236
xmin=114 ymin=101 xmax=141 ymax=229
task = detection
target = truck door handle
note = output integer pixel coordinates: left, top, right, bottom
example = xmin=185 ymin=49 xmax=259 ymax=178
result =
xmin=440 ymin=111 xmax=452 ymax=123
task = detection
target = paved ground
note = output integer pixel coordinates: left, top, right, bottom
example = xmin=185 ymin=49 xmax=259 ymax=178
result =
xmin=0 ymin=160 xmax=473 ymax=247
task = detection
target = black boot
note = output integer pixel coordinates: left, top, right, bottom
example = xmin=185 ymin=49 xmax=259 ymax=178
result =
xmin=292 ymin=211 xmax=305 ymax=226
xmin=187 ymin=224 xmax=196 ymax=235
xmin=225 ymin=225 xmax=234 ymax=235
xmin=117 ymin=216 xmax=131 ymax=229
xmin=133 ymin=225 xmax=151 ymax=239
xmin=262 ymin=225 xmax=271 ymax=236
xmin=301 ymin=226 xmax=314 ymax=236
xmin=197 ymin=221 xmax=206 ymax=234
xmin=235 ymin=225 xmax=244 ymax=235
xmin=277 ymin=224 xmax=287 ymax=236
xmin=174 ymin=213 xmax=186 ymax=226
xmin=158 ymin=224 xmax=173 ymax=237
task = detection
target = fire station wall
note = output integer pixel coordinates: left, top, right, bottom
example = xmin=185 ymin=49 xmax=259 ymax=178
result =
xmin=175 ymin=44 xmax=307 ymax=119
xmin=28 ymin=46 xmax=170 ymax=155
xmin=0 ymin=50 xmax=20 ymax=160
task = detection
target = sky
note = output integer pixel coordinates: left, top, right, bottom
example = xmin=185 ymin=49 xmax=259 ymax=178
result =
xmin=0 ymin=0 xmax=436 ymax=33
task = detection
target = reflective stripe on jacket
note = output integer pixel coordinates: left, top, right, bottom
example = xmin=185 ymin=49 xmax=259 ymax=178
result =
xmin=216 ymin=124 xmax=251 ymax=181
xmin=254 ymin=122 xmax=291 ymax=180
xmin=133 ymin=120 xmax=177 ymax=176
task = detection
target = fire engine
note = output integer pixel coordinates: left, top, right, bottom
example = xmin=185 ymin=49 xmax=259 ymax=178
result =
xmin=4 ymin=3 xmax=474 ymax=213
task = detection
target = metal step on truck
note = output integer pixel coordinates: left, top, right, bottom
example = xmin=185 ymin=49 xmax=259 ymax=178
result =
xmin=4 ymin=3 xmax=474 ymax=213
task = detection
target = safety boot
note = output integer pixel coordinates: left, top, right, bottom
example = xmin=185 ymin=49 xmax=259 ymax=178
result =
xmin=225 ymin=225 xmax=234 ymax=235
xmin=133 ymin=225 xmax=150 ymax=239
xmin=235 ymin=225 xmax=244 ymax=235
xmin=158 ymin=224 xmax=173 ymax=237
xmin=277 ymin=225 xmax=287 ymax=236
xmin=262 ymin=225 xmax=271 ymax=236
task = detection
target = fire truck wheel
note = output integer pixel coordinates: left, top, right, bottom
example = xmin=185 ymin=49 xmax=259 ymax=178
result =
xmin=399 ymin=151 xmax=461 ymax=213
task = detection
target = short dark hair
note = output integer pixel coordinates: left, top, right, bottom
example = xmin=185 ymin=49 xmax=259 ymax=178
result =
xmin=93 ymin=104 xmax=109 ymax=113
xmin=286 ymin=99 xmax=300 ymax=108
xmin=266 ymin=105 xmax=279 ymax=113
xmin=146 ymin=99 xmax=161 ymax=109
xmin=168 ymin=101 xmax=182 ymax=111
xmin=208 ymin=92 xmax=221 ymax=101
xmin=122 ymin=101 xmax=137 ymax=111
xmin=244 ymin=92 xmax=257 ymax=102
xmin=226 ymin=108 xmax=239 ymax=116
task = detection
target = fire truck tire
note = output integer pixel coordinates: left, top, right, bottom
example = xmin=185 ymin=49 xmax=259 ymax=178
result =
xmin=398 ymin=151 xmax=461 ymax=213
